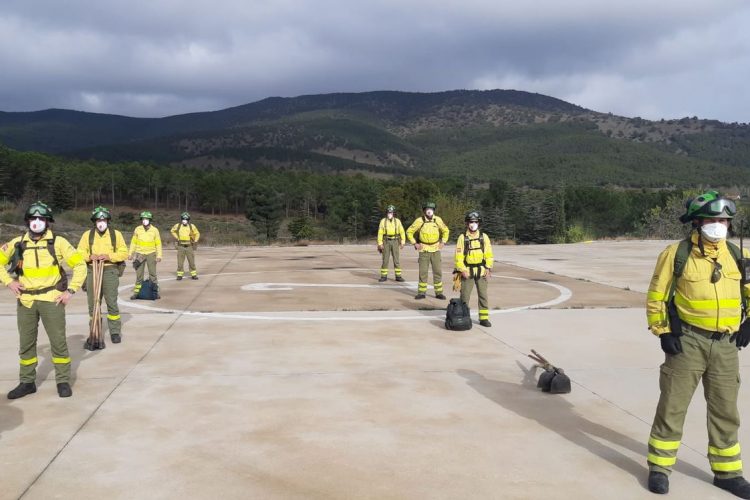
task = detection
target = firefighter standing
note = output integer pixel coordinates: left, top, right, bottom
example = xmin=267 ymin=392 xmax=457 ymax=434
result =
xmin=455 ymin=211 xmax=493 ymax=327
xmin=170 ymin=212 xmax=201 ymax=280
xmin=129 ymin=211 xmax=162 ymax=299
xmin=646 ymin=191 xmax=750 ymax=498
xmin=377 ymin=205 xmax=405 ymax=282
xmin=77 ymin=206 xmax=128 ymax=346
xmin=0 ymin=202 xmax=86 ymax=399
xmin=406 ymin=202 xmax=449 ymax=300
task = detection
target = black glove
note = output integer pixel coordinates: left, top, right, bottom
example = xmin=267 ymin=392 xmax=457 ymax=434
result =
xmin=731 ymin=322 xmax=750 ymax=349
xmin=660 ymin=332 xmax=683 ymax=355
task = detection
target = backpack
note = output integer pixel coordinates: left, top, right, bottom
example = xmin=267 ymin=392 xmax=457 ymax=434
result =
xmin=445 ymin=298 xmax=472 ymax=331
xmin=669 ymin=238 xmax=747 ymax=326
xmin=7 ymin=234 xmax=68 ymax=292
xmin=89 ymin=228 xmax=126 ymax=277
xmin=137 ymin=279 xmax=159 ymax=300
xmin=415 ymin=216 xmax=439 ymax=244
xmin=463 ymin=231 xmax=486 ymax=268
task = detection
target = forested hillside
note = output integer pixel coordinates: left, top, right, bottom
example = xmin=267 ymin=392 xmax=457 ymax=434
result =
xmin=2 ymin=90 xmax=749 ymax=188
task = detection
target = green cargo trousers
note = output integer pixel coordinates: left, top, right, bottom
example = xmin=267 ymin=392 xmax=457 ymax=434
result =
xmin=134 ymin=252 xmax=158 ymax=295
xmin=86 ymin=265 xmax=121 ymax=336
xmin=460 ymin=272 xmax=489 ymax=321
xmin=380 ymin=239 xmax=402 ymax=278
xmin=648 ymin=325 xmax=742 ymax=478
xmin=177 ymin=244 xmax=197 ymax=278
xmin=17 ymin=300 xmax=71 ymax=384
xmin=418 ymin=251 xmax=443 ymax=295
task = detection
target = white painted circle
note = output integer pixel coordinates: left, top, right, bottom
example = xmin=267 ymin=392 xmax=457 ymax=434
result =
xmin=118 ymin=272 xmax=572 ymax=322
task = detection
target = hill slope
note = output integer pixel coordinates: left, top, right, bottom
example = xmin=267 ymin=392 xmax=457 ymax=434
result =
xmin=2 ymin=89 xmax=749 ymax=186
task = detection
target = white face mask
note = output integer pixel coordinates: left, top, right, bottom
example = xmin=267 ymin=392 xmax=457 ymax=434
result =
xmin=181 ymin=219 xmax=188 ymax=225
xmin=387 ymin=213 xmax=394 ymax=220
xmin=96 ymin=221 xmax=108 ymax=232
xmin=425 ymin=209 xmax=434 ymax=218
xmin=29 ymin=219 xmax=47 ymax=234
xmin=142 ymin=219 xmax=150 ymax=226
xmin=701 ymin=222 xmax=728 ymax=242
xmin=468 ymin=222 xmax=479 ymax=232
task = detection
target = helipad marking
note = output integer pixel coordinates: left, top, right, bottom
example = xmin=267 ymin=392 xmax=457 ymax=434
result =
xmin=241 ymin=282 xmax=417 ymax=291
xmin=118 ymin=273 xmax=572 ymax=321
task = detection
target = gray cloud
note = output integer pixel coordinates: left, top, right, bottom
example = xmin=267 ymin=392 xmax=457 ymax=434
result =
xmin=1 ymin=0 xmax=748 ymax=121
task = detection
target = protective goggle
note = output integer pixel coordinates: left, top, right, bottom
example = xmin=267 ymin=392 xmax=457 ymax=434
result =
xmin=696 ymin=198 xmax=737 ymax=218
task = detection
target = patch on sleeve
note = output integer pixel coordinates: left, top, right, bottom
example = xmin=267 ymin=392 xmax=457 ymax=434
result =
xmin=1 ymin=244 xmax=7 ymax=252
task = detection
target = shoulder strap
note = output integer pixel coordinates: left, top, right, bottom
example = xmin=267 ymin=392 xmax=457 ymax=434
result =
xmin=727 ymin=241 xmax=742 ymax=265
xmin=47 ymin=235 xmax=59 ymax=266
xmin=669 ymin=238 xmax=693 ymax=300
xmin=89 ymin=229 xmax=95 ymax=249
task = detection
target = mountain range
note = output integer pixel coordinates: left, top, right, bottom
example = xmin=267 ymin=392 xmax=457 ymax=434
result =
xmin=1 ymin=89 xmax=749 ymax=187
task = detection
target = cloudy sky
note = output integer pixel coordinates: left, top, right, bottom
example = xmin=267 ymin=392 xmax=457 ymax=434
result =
xmin=1 ymin=0 xmax=748 ymax=121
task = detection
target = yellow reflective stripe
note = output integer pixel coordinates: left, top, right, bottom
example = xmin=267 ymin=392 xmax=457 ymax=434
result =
xmin=19 ymin=357 xmax=38 ymax=366
xmin=649 ymin=438 xmax=680 ymax=450
xmin=675 ymin=295 xmax=741 ymax=310
xmin=647 ymin=290 xmax=667 ymax=301
xmin=22 ymin=266 xmax=60 ymax=279
xmin=711 ymin=460 xmax=743 ymax=472
xmin=0 ymin=253 xmax=9 ymax=265
xmin=52 ymin=357 xmax=71 ymax=364
xmin=683 ymin=314 xmax=741 ymax=329
xmin=647 ymin=454 xmax=677 ymax=467
xmin=107 ymin=314 xmax=121 ymax=321
xmin=709 ymin=443 xmax=741 ymax=457
xmin=647 ymin=313 xmax=666 ymax=324
xmin=66 ymin=252 xmax=84 ymax=266
xmin=134 ymin=239 xmax=157 ymax=247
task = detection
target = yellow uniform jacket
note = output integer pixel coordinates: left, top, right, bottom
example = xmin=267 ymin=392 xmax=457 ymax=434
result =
xmin=455 ymin=230 xmax=494 ymax=277
xmin=406 ymin=215 xmax=449 ymax=252
xmin=377 ymin=218 xmax=405 ymax=245
xmin=129 ymin=225 xmax=162 ymax=258
xmin=77 ymin=228 xmax=128 ymax=265
xmin=170 ymin=223 xmax=201 ymax=244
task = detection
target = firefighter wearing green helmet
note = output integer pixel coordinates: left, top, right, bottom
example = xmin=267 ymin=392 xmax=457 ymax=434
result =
xmin=128 ymin=210 xmax=162 ymax=299
xmin=170 ymin=212 xmax=201 ymax=280
xmin=0 ymin=201 xmax=86 ymax=399
xmin=376 ymin=205 xmax=405 ymax=282
xmin=406 ymin=201 xmax=449 ymax=299
xmin=645 ymin=191 xmax=750 ymax=497
xmin=77 ymin=206 xmax=128 ymax=345
xmin=455 ymin=211 xmax=493 ymax=327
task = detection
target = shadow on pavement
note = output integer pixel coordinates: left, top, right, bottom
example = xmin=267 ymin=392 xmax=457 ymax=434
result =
xmin=36 ymin=334 xmax=104 ymax=388
xmin=0 ymin=399 xmax=23 ymax=440
xmin=457 ymin=364 xmax=713 ymax=489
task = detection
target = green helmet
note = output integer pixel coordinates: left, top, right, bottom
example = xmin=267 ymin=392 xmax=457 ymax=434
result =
xmin=386 ymin=205 xmax=396 ymax=213
xmin=422 ymin=201 xmax=437 ymax=211
xmin=180 ymin=212 xmax=191 ymax=220
xmin=25 ymin=201 xmax=54 ymax=223
xmin=139 ymin=211 xmax=153 ymax=220
xmin=465 ymin=210 xmax=481 ymax=223
xmin=679 ymin=191 xmax=737 ymax=223
xmin=91 ymin=205 xmax=111 ymax=222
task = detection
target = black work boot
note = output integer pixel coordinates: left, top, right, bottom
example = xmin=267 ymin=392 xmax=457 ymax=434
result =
xmin=7 ymin=382 xmax=36 ymax=400
xmin=378 ymin=276 xmax=387 ymax=282
xmin=648 ymin=471 xmax=669 ymax=494
xmin=714 ymin=476 xmax=750 ymax=498
xmin=130 ymin=294 xmax=138 ymax=300
xmin=415 ymin=293 xmax=426 ymax=300
xmin=111 ymin=333 xmax=122 ymax=344
xmin=191 ymin=275 xmax=198 ymax=280
xmin=176 ymin=275 xmax=183 ymax=281
xmin=395 ymin=276 xmax=405 ymax=282
xmin=479 ymin=319 xmax=492 ymax=327
xmin=57 ymin=382 xmax=72 ymax=398
xmin=435 ymin=293 xmax=446 ymax=300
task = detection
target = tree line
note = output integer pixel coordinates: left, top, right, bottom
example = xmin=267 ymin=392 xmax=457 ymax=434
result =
xmin=0 ymin=144 xmax=710 ymax=244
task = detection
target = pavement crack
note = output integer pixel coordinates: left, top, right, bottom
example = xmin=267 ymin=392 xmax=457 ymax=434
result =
xmin=18 ymin=248 xmax=242 ymax=499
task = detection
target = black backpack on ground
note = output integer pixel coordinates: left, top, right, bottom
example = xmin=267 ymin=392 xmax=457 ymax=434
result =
xmin=137 ymin=279 xmax=159 ymax=300
xmin=445 ymin=298 xmax=472 ymax=331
